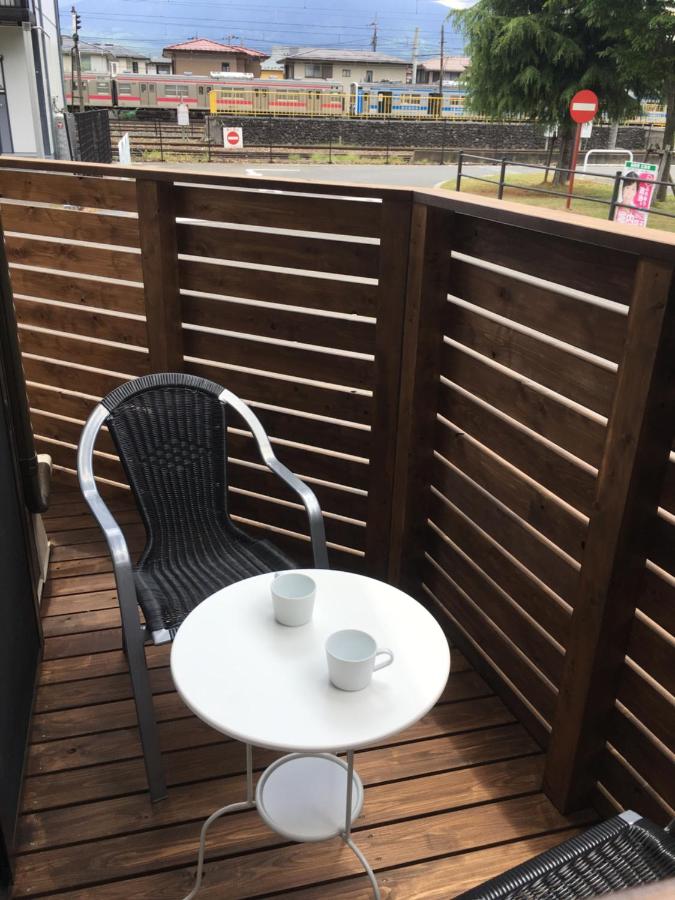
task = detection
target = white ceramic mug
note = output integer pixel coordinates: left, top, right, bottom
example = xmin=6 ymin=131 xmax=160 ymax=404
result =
xmin=271 ymin=572 xmax=316 ymax=626
xmin=325 ymin=629 xmax=394 ymax=691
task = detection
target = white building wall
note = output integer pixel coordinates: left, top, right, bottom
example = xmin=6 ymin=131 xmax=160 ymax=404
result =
xmin=290 ymin=62 xmax=409 ymax=90
xmin=0 ymin=26 xmax=38 ymax=153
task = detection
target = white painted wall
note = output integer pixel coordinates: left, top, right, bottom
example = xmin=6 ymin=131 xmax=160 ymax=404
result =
xmin=0 ymin=0 xmax=66 ymax=156
xmin=0 ymin=26 xmax=38 ymax=153
xmin=288 ymin=62 xmax=409 ymax=90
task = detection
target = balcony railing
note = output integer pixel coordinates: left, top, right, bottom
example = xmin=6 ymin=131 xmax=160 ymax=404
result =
xmin=0 ymin=0 xmax=31 ymax=22
xmin=0 ymin=157 xmax=673 ymax=852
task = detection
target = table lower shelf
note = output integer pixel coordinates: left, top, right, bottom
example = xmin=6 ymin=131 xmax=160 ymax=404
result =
xmin=256 ymin=752 xmax=364 ymax=842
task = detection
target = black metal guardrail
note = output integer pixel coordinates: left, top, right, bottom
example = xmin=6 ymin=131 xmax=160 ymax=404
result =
xmin=455 ymin=151 xmax=675 ymax=223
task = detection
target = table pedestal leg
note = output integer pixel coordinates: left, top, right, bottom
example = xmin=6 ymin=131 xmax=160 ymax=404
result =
xmin=341 ymin=750 xmax=381 ymax=900
xmin=181 ymin=743 xmax=256 ymax=900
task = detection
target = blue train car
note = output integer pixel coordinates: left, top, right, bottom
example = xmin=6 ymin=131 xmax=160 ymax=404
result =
xmin=351 ymin=81 xmax=467 ymax=118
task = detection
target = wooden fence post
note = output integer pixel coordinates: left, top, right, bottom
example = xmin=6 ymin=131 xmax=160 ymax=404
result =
xmin=388 ymin=202 xmax=453 ymax=589
xmin=365 ymin=194 xmax=413 ymax=579
xmin=136 ymin=178 xmax=183 ymax=372
xmin=544 ymin=257 xmax=675 ymax=812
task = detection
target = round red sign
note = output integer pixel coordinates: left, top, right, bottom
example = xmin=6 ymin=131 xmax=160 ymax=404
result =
xmin=226 ymin=130 xmax=240 ymax=146
xmin=569 ymin=90 xmax=598 ymax=124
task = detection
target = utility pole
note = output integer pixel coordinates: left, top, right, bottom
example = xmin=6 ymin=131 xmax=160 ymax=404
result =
xmin=71 ymin=6 xmax=84 ymax=113
xmin=370 ymin=18 xmax=378 ymax=52
xmin=411 ymin=27 xmax=420 ymax=86
xmin=438 ymin=24 xmax=445 ymax=116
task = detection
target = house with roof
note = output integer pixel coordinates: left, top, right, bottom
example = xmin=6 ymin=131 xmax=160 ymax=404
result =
xmin=163 ymin=38 xmax=268 ymax=77
xmin=416 ymin=55 xmax=469 ymax=86
xmin=279 ymin=49 xmax=409 ymax=89
xmin=61 ymin=37 xmax=150 ymax=75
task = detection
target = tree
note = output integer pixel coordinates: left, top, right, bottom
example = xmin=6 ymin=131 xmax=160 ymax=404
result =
xmin=450 ymin=1 xmax=641 ymax=184
xmin=581 ymin=0 xmax=674 ymax=200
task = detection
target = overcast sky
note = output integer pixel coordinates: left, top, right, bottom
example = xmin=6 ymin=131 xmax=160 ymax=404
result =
xmin=61 ymin=0 xmax=464 ymax=60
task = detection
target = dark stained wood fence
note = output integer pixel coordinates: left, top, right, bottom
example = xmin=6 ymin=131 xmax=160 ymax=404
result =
xmin=0 ymin=159 xmax=673 ymax=825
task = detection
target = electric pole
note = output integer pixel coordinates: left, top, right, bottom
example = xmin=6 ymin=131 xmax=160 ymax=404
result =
xmin=411 ymin=27 xmax=420 ymax=86
xmin=370 ymin=18 xmax=378 ymax=52
xmin=438 ymin=24 xmax=445 ymax=115
xmin=71 ymin=5 xmax=84 ymax=113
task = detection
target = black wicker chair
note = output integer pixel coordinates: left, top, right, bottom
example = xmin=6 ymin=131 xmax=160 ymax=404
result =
xmin=78 ymin=373 xmax=329 ymax=801
xmin=457 ymin=812 xmax=675 ymax=899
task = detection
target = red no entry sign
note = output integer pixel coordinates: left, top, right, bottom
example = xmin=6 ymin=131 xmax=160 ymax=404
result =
xmin=570 ymin=90 xmax=598 ymax=124
xmin=226 ymin=130 xmax=241 ymax=146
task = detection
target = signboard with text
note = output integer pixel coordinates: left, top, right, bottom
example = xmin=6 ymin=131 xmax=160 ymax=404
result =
xmin=223 ymin=127 xmax=243 ymax=150
xmin=614 ymin=160 xmax=658 ymax=228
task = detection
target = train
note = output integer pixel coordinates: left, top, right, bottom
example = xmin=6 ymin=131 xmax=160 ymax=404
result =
xmin=64 ymin=72 xmax=668 ymax=125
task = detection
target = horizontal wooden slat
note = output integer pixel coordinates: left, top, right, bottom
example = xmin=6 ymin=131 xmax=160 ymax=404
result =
xmin=433 ymin=457 xmax=579 ymax=604
xmin=627 ymin=618 xmax=675 ymax=697
xmin=9 ymin=266 xmax=145 ymax=316
xmin=638 ymin=567 xmax=675 ymax=636
xmin=30 ymin=412 xmax=116 ymax=456
xmin=0 ymin=170 xmax=137 ymax=212
xmin=426 ymin=523 xmax=563 ymax=685
xmin=660 ymin=460 xmax=675 ymax=515
xmin=184 ymin=328 xmax=373 ymax=391
xmin=444 ymin=300 xmax=616 ymax=417
xmin=608 ymin=709 xmax=675 ymax=812
xmin=428 ymin=493 xmax=570 ymax=647
xmin=228 ymin=492 xmax=366 ymax=551
xmin=597 ymin=748 xmax=672 ymax=825
xmin=452 ymin=214 xmax=637 ymax=304
xmin=435 ymin=417 xmax=586 ymax=562
xmin=227 ymin=462 xmax=368 ymax=522
xmin=438 ymin=376 xmax=596 ymax=516
xmin=617 ymin=664 xmax=675 ymax=753
xmin=177 ymin=223 xmax=379 ymax=280
xmin=424 ymin=562 xmax=557 ymax=724
xmin=27 ymin=385 xmax=101 ymax=423
xmin=174 ymin=185 xmax=383 ymax=238
xmin=442 ymin=343 xmax=605 ymax=470
xmin=451 ymin=257 xmax=627 ymax=364
xmin=15 ymin=298 xmax=146 ymax=348
xmin=19 ymin=328 xmax=150 ymax=378
xmin=5 ymin=236 xmax=143 ymax=282
xmin=249 ymin=405 xmax=370 ymax=458
xmin=22 ymin=357 xmax=127 ymax=403
xmin=179 ymin=258 xmax=376 ymax=316
xmin=35 ymin=438 xmax=126 ymax=487
xmin=182 ymin=294 xmax=374 ymax=355
xmin=646 ymin=513 xmax=675 ymax=578
xmin=2 ymin=203 xmax=140 ymax=247
xmin=228 ymin=431 xmax=369 ymax=490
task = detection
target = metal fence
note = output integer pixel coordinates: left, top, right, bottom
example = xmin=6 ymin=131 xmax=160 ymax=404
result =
xmin=70 ymin=110 xmax=112 ymax=164
xmin=456 ymin=151 xmax=675 ymax=224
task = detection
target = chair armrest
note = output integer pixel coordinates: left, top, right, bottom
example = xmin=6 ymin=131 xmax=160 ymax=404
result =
xmin=219 ymin=389 xmax=329 ymax=569
xmin=77 ymin=404 xmax=136 ymax=581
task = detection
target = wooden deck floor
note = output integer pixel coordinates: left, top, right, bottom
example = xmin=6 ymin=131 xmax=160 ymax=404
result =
xmin=12 ymin=488 xmax=596 ymax=899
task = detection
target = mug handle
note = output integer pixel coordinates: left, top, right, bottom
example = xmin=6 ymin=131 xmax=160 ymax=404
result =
xmin=373 ymin=648 xmax=394 ymax=671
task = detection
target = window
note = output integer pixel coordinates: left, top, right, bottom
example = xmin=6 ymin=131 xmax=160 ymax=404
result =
xmin=132 ymin=61 xmax=139 ymax=74
xmin=365 ymin=70 xmax=373 ymax=83
xmin=96 ymin=79 xmax=109 ymax=92
xmin=305 ymin=63 xmax=333 ymax=79
xmin=80 ymin=54 xmax=91 ymax=72
xmin=117 ymin=83 xmax=132 ymax=95
xmin=110 ymin=61 xmax=118 ymax=75
xmin=342 ymin=68 xmax=351 ymax=77
xmin=149 ymin=83 xmax=155 ymax=92
xmin=221 ymin=62 xmax=230 ymax=72
xmin=401 ymin=93 xmax=421 ymax=105
xmin=164 ymin=84 xmax=190 ymax=97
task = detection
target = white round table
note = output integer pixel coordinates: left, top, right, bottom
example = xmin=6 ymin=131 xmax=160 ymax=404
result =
xmin=171 ymin=569 xmax=450 ymax=899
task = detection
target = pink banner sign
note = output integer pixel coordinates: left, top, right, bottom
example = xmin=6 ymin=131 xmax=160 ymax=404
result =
xmin=614 ymin=161 xmax=658 ymax=228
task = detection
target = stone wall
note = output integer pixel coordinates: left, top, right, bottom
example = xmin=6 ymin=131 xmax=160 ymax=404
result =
xmin=208 ymin=116 xmax=655 ymax=151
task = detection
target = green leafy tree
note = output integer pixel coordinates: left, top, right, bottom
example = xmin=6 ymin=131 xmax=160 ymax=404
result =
xmin=450 ymin=1 xmax=641 ymax=184
xmin=581 ymin=0 xmax=674 ymax=199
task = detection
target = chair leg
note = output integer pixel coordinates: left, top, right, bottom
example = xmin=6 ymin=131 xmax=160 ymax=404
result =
xmin=116 ymin=573 xmax=168 ymax=802
xmin=126 ymin=634 xmax=167 ymax=802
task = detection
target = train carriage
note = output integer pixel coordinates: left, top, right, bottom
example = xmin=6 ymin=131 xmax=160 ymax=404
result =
xmin=352 ymin=82 xmax=468 ymax=118
xmin=64 ymin=73 xmax=114 ymax=108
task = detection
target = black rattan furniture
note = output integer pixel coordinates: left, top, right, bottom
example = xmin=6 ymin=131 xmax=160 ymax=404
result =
xmin=78 ymin=373 xmax=328 ymax=801
xmin=457 ymin=811 xmax=675 ymax=899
